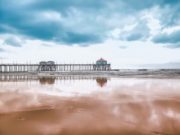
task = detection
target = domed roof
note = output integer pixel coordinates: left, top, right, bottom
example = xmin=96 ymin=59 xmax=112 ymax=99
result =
xmin=39 ymin=61 xmax=55 ymax=65
xmin=47 ymin=61 xmax=55 ymax=65
xmin=39 ymin=61 xmax=47 ymax=65
xmin=97 ymin=58 xmax=107 ymax=62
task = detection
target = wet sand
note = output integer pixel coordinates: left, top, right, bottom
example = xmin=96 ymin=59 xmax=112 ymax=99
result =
xmin=0 ymin=77 xmax=180 ymax=135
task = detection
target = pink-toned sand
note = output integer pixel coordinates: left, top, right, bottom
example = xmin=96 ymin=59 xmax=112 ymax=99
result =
xmin=0 ymin=78 xmax=180 ymax=135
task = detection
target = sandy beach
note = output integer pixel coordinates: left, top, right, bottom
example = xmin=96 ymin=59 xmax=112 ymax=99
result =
xmin=0 ymin=76 xmax=180 ymax=135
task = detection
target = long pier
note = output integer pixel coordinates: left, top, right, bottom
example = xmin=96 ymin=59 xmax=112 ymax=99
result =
xmin=0 ymin=63 xmax=111 ymax=73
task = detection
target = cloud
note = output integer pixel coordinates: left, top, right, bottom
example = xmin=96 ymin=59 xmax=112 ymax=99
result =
xmin=0 ymin=48 xmax=5 ymax=52
xmin=153 ymin=30 xmax=180 ymax=44
xmin=158 ymin=1 xmax=180 ymax=27
xmin=126 ymin=20 xmax=150 ymax=41
xmin=110 ymin=19 xmax=150 ymax=41
xmin=58 ymin=32 xmax=101 ymax=45
xmin=3 ymin=36 xmax=22 ymax=47
xmin=0 ymin=0 xmax=179 ymax=46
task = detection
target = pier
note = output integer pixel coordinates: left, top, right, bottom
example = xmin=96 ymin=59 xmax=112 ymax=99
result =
xmin=0 ymin=58 xmax=111 ymax=73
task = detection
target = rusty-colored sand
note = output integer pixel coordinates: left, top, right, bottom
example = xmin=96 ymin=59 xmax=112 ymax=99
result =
xmin=0 ymin=78 xmax=180 ymax=135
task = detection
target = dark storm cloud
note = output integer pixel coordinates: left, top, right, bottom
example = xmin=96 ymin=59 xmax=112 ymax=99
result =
xmin=0 ymin=0 xmax=104 ymax=44
xmin=58 ymin=32 xmax=101 ymax=44
xmin=0 ymin=0 xmax=179 ymax=45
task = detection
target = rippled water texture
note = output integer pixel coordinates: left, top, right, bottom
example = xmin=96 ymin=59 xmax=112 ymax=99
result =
xmin=0 ymin=76 xmax=180 ymax=135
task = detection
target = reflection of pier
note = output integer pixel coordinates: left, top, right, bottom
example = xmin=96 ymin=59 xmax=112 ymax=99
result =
xmin=0 ymin=58 xmax=111 ymax=73
xmin=0 ymin=75 xmax=96 ymax=81
xmin=0 ymin=74 xmax=108 ymax=81
xmin=0 ymin=75 xmax=108 ymax=87
xmin=39 ymin=77 xmax=56 ymax=85
xmin=96 ymin=78 xmax=108 ymax=87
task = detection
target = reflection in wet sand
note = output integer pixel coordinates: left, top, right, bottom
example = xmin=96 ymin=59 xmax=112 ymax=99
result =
xmin=39 ymin=77 xmax=56 ymax=85
xmin=96 ymin=77 xmax=107 ymax=87
xmin=38 ymin=77 xmax=108 ymax=87
xmin=0 ymin=78 xmax=180 ymax=135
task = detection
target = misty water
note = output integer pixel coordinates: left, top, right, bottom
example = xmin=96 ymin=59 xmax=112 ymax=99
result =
xmin=0 ymin=76 xmax=180 ymax=135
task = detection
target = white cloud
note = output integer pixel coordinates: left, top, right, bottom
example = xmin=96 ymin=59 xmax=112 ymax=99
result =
xmin=35 ymin=11 xmax=63 ymax=23
xmin=141 ymin=7 xmax=162 ymax=37
xmin=1 ymin=35 xmax=180 ymax=69
xmin=162 ymin=26 xmax=180 ymax=34
xmin=109 ymin=23 xmax=137 ymax=39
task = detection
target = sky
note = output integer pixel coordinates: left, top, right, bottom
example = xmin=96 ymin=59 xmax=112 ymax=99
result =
xmin=0 ymin=0 xmax=180 ymax=68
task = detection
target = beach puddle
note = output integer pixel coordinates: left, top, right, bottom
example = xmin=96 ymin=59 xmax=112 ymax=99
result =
xmin=0 ymin=76 xmax=180 ymax=135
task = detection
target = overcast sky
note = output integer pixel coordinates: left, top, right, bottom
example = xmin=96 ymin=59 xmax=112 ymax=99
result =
xmin=0 ymin=0 xmax=180 ymax=68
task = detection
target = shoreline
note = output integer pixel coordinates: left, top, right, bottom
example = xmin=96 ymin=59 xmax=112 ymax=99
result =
xmin=0 ymin=69 xmax=180 ymax=79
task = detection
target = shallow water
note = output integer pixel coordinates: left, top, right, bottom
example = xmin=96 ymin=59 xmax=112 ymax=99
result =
xmin=0 ymin=76 xmax=180 ymax=135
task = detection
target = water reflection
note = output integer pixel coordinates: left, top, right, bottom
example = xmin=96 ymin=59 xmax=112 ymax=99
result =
xmin=39 ymin=77 xmax=56 ymax=85
xmin=0 ymin=75 xmax=108 ymax=87
xmin=96 ymin=77 xmax=107 ymax=87
xmin=38 ymin=77 xmax=108 ymax=87
xmin=0 ymin=89 xmax=180 ymax=135
xmin=0 ymin=76 xmax=180 ymax=135
xmin=38 ymin=77 xmax=108 ymax=88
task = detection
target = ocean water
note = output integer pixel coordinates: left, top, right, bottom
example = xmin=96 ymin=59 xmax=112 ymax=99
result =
xmin=0 ymin=75 xmax=180 ymax=135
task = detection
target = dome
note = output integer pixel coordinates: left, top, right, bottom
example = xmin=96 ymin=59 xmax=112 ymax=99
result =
xmin=97 ymin=58 xmax=107 ymax=62
xmin=96 ymin=58 xmax=107 ymax=65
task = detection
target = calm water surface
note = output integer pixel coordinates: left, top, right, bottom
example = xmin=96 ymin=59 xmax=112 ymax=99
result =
xmin=0 ymin=76 xmax=180 ymax=135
